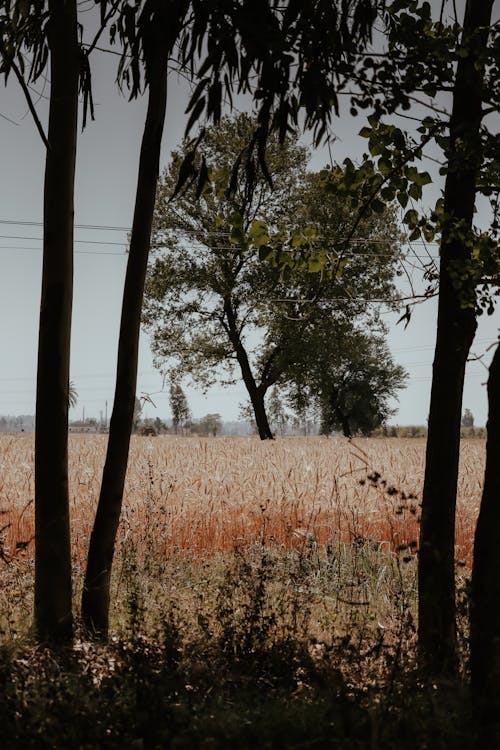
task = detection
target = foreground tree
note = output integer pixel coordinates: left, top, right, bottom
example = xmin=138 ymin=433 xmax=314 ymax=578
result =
xmin=470 ymin=341 xmax=500 ymax=739
xmin=34 ymin=0 xmax=79 ymax=643
xmin=82 ymin=0 xmax=190 ymax=636
xmin=296 ymin=0 xmax=498 ymax=672
xmin=417 ymin=0 xmax=495 ymax=673
xmin=144 ymin=116 xmax=402 ymax=440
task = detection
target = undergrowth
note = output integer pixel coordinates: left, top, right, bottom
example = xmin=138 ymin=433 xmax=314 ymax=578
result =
xmin=0 ymin=436 xmax=482 ymax=748
xmin=0 ymin=540 xmax=473 ymax=749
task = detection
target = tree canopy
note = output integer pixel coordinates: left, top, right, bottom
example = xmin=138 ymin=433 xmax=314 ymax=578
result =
xmin=143 ymin=114 xmax=405 ymax=438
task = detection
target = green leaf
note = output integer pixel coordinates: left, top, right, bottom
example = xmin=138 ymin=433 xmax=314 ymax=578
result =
xmin=258 ymin=245 xmax=274 ymax=262
xmin=308 ymin=255 xmax=325 ymax=273
xmin=378 ymin=158 xmax=392 ymax=175
xmin=408 ymin=182 xmax=421 ymax=200
xmin=413 ymin=171 xmax=432 ymax=186
xmin=359 ymin=126 xmax=372 ymax=138
xmin=249 ymin=219 xmax=270 ymax=248
xmin=403 ymin=209 xmax=419 ymax=228
xmin=397 ymin=192 xmax=409 ymax=209
xmin=371 ymin=198 xmax=385 ymax=214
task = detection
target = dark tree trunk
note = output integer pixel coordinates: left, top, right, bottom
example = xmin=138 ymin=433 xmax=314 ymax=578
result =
xmin=470 ymin=343 xmax=500 ymax=740
xmin=223 ymin=298 xmax=274 ymax=439
xmin=330 ymin=388 xmax=351 ymax=438
xmin=34 ymin=0 xmax=79 ymax=643
xmin=252 ymin=386 xmax=274 ymax=440
xmin=82 ymin=51 xmax=168 ymax=636
xmin=417 ymin=0 xmax=493 ymax=674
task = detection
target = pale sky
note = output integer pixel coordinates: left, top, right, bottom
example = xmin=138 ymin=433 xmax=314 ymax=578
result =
xmin=0 ymin=11 xmax=498 ymax=426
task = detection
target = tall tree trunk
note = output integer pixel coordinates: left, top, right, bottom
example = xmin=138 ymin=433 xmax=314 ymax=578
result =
xmin=417 ymin=0 xmax=493 ymax=673
xmin=470 ymin=343 xmax=500 ymax=740
xmin=223 ymin=298 xmax=274 ymax=439
xmin=82 ymin=51 xmax=168 ymax=636
xmin=34 ymin=0 xmax=79 ymax=643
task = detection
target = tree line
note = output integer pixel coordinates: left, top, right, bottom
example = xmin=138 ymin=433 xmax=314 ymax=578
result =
xmin=1 ymin=0 xmax=499 ymax=735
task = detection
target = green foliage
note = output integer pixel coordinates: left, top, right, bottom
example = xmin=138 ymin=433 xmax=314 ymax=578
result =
xmin=282 ymin=328 xmax=407 ymax=437
xmin=168 ymin=381 xmax=190 ymax=434
xmin=193 ymin=412 xmax=222 ymax=436
xmin=144 ymin=115 xmax=403 ymax=414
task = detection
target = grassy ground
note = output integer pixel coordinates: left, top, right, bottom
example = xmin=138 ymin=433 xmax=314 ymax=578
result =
xmin=0 ymin=435 xmax=483 ymax=748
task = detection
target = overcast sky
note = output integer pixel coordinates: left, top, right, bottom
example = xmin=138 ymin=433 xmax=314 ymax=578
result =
xmin=0 ymin=9 xmax=498 ymax=426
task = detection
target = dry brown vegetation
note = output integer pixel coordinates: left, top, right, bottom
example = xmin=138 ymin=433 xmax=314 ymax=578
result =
xmin=0 ymin=433 xmax=484 ymax=568
xmin=0 ymin=434 xmax=485 ymax=748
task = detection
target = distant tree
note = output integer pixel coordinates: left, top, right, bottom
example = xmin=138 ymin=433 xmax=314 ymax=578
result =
xmin=144 ymin=115 xmax=402 ymax=441
xmin=239 ymin=402 xmax=257 ymax=435
xmin=169 ymin=382 xmax=190 ymax=434
xmin=132 ymin=397 xmax=143 ymax=434
xmin=461 ymin=409 xmax=475 ymax=429
xmin=154 ymin=417 xmax=166 ymax=434
xmin=68 ymin=381 xmax=78 ymax=410
xmin=267 ymin=388 xmax=289 ymax=436
xmin=279 ymin=316 xmax=406 ymax=438
xmin=197 ymin=413 xmax=222 ymax=437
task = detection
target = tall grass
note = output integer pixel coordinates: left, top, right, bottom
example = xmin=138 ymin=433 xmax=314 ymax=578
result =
xmin=0 ymin=434 xmax=484 ymax=747
xmin=0 ymin=434 xmax=484 ymax=566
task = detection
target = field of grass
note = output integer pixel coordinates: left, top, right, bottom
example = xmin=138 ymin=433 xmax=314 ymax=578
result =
xmin=1 ymin=433 xmax=484 ymax=564
xmin=0 ymin=434 xmax=486 ymax=748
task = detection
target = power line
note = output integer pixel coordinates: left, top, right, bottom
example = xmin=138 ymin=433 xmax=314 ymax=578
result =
xmin=0 ymin=217 xmax=443 ymax=246
xmin=0 ymin=234 xmax=127 ymax=246
xmin=0 ymin=244 xmax=440 ymax=260
xmin=0 ymin=219 xmax=130 ymax=232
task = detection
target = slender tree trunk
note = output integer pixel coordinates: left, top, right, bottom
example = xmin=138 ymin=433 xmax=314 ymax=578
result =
xmin=417 ymin=0 xmax=493 ymax=673
xmin=470 ymin=343 xmax=500 ymax=741
xmin=223 ymin=298 xmax=274 ymax=439
xmin=82 ymin=51 xmax=168 ymax=636
xmin=34 ymin=0 xmax=79 ymax=643
xmin=253 ymin=386 xmax=274 ymax=440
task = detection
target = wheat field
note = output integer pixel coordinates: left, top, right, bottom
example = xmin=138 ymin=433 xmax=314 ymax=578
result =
xmin=0 ymin=433 xmax=485 ymax=569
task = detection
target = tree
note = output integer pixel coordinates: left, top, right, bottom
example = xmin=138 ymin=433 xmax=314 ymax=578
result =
xmin=285 ymin=0 xmax=498 ymax=673
xmin=470 ymin=342 xmax=500 ymax=739
xmin=461 ymin=409 xmax=474 ymax=429
xmin=197 ymin=413 xmax=222 ymax=437
xmin=1 ymin=0 xmax=124 ymax=643
xmin=169 ymin=382 xmax=190 ymax=434
xmin=33 ymin=0 xmax=79 ymax=644
xmin=68 ymin=381 xmax=78 ymax=410
xmin=132 ymin=397 xmax=143 ymax=433
xmin=82 ymin=0 xmax=191 ymax=637
xmin=415 ymin=0 xmax=495 ymax=674
xmin=267 ymin=388 xmax=289 ymax=436
xmin=144 ymin=115 xmax=403 ymax=441
xmin=282 ymin=325 xmax=406 ymax=438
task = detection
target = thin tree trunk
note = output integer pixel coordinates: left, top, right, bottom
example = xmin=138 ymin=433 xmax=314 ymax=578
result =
xmin=253 ymin=386 xmax=274 ymax=440
xmin=470 ymin=343 xmax=500 ymax=740
xmin=417 ymin=0 xmax=493 ymax=673
xmin=223 ymin=298 xmax=274 ymax=439
xmin=34 ymin=0 xmax=79 ymax=643
xmin=82 ymin=50 xmax=168 ymax=636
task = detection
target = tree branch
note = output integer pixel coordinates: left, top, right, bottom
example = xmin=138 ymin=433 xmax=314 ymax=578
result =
xmin=10 ymin=60 xmax=49 ymax=149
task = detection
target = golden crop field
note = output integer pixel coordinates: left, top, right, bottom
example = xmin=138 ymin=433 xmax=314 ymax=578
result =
xmin=0 ymin=433 xmax=485 ymax=568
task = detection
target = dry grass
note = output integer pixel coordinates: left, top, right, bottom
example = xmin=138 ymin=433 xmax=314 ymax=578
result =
xmin=0 ymin=433 xmax=484 ymax=569
xmin=0 ymin=434 xmax=484 ymax=747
